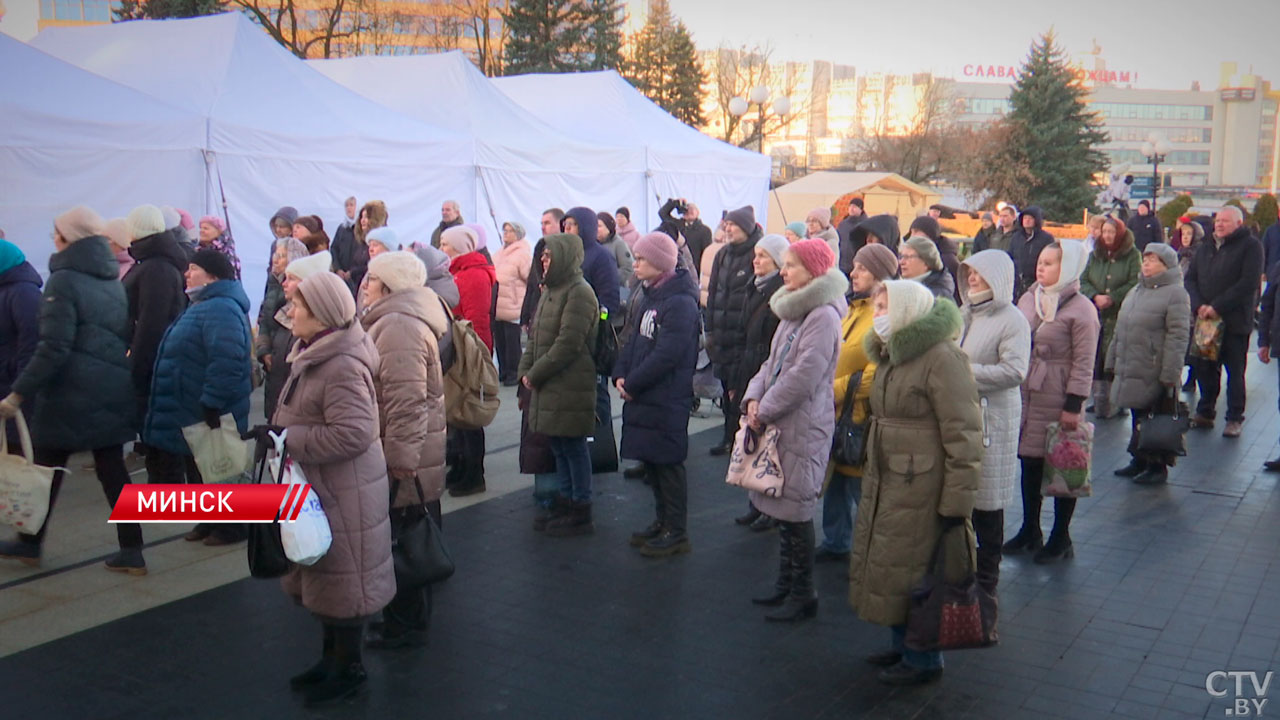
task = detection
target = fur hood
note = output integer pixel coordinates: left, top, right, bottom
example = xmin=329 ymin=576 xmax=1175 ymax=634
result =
xmin=768 ymin=268 xmax=848 ymax=321
xmin=866 ymin=296 xmax=962 ymax=367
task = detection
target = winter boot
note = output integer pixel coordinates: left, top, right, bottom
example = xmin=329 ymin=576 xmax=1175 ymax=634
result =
xmin=1003 ymin=468 xmax=1044 ymax=554
xmin=104 ymin=547 xmax=147 ymax=576
xmin=291 ymin=624 xmax=335 ymax=691
xmin=545 ymin=501 xmax=595 ymax=537
xmin=304 ymin=625 xmax=367 ymax=706
xmin=1033 ymin=498 xmax=1076 ymax=564
xmin=534 ymin=496 xmax=570 ymax=532
xmin=765 ymin=521 xmax=818 ymax=622
xmin=1114 ymin=458 xmax=1147 ymax=477
xmin=752 ymin=523 xmax=793 ymax=606
xmin=1133 ymin=464 xmax=1168 ymax=485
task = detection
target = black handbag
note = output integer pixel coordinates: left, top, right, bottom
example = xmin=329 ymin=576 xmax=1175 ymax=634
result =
xmin=390 ymin=479 xmax=455 ymax=589
xmin=904 ymin=526 xmax=998 ymax=652
xmin=1137 ymin=398 xmax=1191 ymax=457
xmin=246 ymin=448 xmax=289 ymax=579
xmin=831 ymin=369 xmax=868 ymax=466
xmin=589 ymin=409 xmax=618 ymax=474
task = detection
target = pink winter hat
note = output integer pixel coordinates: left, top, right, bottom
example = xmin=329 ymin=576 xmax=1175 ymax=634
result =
xmin=632 ymin=232 xmax=678 ymax=273
xmin=177 ymin=208 xmax=196 ymax=231
xmin=54 ymin=205 xmax=106 ymax=243
xmin=788 ymin=238 xmax=835 ymax=277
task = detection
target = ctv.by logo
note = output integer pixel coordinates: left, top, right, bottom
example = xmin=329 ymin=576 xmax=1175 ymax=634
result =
xmin=1206 ymin=671 xmax=1273 ymax=716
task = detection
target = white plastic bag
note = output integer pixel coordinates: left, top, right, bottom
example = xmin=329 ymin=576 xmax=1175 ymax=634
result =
xmin=181 ymin=414 xmax=250 ymax=483
xmin=269 ymin=429 xmax=331 ymax=566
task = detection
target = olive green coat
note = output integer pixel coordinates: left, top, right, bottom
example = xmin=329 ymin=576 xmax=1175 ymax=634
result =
xmin=1080 ymin=230 xmax=1140 ymax=361
xmin=848 ymin=298 xmax=982 ymax=627
xmin=519 ymin=233 xmax=600 ymax=437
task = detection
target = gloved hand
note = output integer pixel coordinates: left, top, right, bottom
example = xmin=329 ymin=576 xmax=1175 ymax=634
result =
xmin=0 ymin=393 xmax=22 ymax=420
xmin=241 ymin=424 xmax=286 ymax=442
xmin=202 ymin=406 xmax=222 ymax=429
xmin=938 ymin=514 xmax=966 ymax=529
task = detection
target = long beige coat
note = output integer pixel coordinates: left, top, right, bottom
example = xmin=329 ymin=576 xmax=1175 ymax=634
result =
xmin=276 ymin=323 xmax=395 ymax=621
xmin=848 ymin=298 xmax=982 ymax=627
xmin=362 ymin=286 xmax=449 ymax=507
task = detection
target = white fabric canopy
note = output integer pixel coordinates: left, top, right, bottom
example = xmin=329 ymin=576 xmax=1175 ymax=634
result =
xmin=31 ymin=13 xmax=474 ymax=303
xmin=0 ymin=33 xmax=207 ymax=276
xmin=494 ymin=70 xmax=771 ymax=230
xmin=310 ymin=51 xmax=649 ymax=240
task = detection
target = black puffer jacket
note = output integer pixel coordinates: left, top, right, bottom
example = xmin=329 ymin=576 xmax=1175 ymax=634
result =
xmin=850 ymin=214 xmax=901 ymax=254
xmin=732 ymin=272 xmax=784 ymax=399
xmin=1009 ymin=205 xmax=1055 ymax=297
xmin=13 ymin=237 xmax=135 ymax=451
xmin=122 ymin=229 xmax=188 ymax=411
xmin=837 ymin=214 xmax=866 ymax=276
xmin=1185 ymin=225 xmax=1264 ymax=336
xmin=705 ymin=225 xmax=762 ymax=380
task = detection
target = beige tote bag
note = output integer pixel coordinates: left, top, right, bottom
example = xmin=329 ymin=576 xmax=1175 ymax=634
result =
xmin=0 ymin=411 xmax=59 ymax=533
xmin=182 ymin=414 xmax=250 ymax=483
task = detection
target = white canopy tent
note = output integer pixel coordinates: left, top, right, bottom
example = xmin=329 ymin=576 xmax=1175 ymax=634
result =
xmin=0 ymin=33 xmax=207 ymax=276
xmin=31 ymin=13 xmax=474 ymax=303
xmin=767 ymin=171 xmax=942 ymax=236
xmin=311 ymin=52 xmax=648 ymax=239
xmin=493 ymin=70 xmax=770 ymax=231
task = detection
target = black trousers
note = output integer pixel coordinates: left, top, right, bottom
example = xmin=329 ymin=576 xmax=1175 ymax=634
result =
xmin=644 ymin=462 xmax=687 ymax=534
xmin=1196 ymin=332 xmax=1249 ymax=422
xmin=382 ymin=500 xmax=442 ymax=636
xmin=447 ymin=427 xmax=486 ymax=488
xmin=145 ymin=448 xmax=245 ymax=540
xmin=20 ymin=445 xmax=142 ymax=549
xmin=719 ymin=378 xmax=741 ymax=446
xmin=493 ymin=321 xmax=522 ymax=384
xmin=970 ymin=509 xmax=1003 ymax=595
xmin=1018 ymin=457 xmax=1076 ymax=540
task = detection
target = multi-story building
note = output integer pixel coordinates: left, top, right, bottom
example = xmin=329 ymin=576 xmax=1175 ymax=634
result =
xmin=951 ymin=61 xmax=1279 ymax=192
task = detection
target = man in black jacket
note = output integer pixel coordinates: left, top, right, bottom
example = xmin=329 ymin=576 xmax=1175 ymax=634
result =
xmin=1008 ymin=205 xmax=1055 ymax=297
xmin=122 ymin=205 xmax=188 ymax=429
xmin=836 ymin=197 xmax=866 ymax=277
xmin=705 ymin=205 xmax=762 ymax=455
xmin=658 ymin=198 xmax=712 ymax=270
xmin=430 ymin=200 xmax=464 ymax=249
xmin=1130 ymin=200 xmax=1164 ymax=251
xmin=329 ymin=195 xmax=366 ymax=295
xmin=1186 ymin=206 xmax=1263 ymax=437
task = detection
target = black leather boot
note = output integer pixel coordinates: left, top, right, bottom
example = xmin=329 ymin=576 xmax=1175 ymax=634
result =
xmin=734 ymin=504 xmax=762 ymax=526
xmin=290 ymin=624 xmax=335 ymax=691
xmin=1114 ymin=458 xmax=1147 ymax=477
xmin=1004 ymin=460 xmax=1043 ymax=554
xmin=1034 ymin=498 xmax=1076 ymax=564
xmin=765 ymin=522 xmax=818 ymax=622
xmin=304 ymin=625 xmax=367 ymax=706
xmin=752 ymin=522 xmax=792 ymax=606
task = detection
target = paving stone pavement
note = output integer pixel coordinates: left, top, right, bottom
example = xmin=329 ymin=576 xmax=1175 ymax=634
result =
xmin=2 ymin=373 xmax=1279 ymax=719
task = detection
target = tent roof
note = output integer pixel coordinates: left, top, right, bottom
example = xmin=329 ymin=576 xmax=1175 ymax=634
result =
xmin=774 ymin=171 xmax=935 ymax=198
xmin=309 ymin=52 xmax=643 ymax=173
xmin=493 ymin=70 xmax=768 ymax=177
xmin=0 ymin=32 xmax=205 ymax=150
xmin=30 ymin=13 xmax=471 ymax=167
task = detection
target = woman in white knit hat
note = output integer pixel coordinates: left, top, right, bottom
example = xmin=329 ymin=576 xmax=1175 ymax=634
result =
xmin=359 ymin=251 xmax=451 ymax=649
xmin=849 ymin=279 xmax=982 ymax=686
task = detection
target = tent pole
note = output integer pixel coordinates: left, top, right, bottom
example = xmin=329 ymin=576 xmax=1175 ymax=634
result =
xmin=476 ymin=168 xmax=501 ymax=238
xmin=204 ymin=149 xmax=233 ymax=238
xmin=772 ymin=186 xmax=788 ymax=225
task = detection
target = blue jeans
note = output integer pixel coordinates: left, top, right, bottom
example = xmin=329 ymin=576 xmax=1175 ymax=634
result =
xmin=549 ymin=436 xmax=592 ymax=503
xmin=533 ymin=472 xmax=560 ymax=508
xmin=820 ymin=470 xmax=862 ymax=553
xmin=891 ymin=625 xmax=944 ymax=670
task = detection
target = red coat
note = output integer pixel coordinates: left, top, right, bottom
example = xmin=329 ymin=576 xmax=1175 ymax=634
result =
xmin=450 ymin=251 xmax=496 ymax=351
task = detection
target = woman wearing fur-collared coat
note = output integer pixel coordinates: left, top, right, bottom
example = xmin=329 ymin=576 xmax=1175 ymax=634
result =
xmin=741 ymin=240 xmax=845 ymax=624
xmin=848 ymin=280 xmax=982 ymax=687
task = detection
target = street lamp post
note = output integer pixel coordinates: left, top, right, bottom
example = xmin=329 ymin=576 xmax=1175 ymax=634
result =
xmin=729 ymin=85 xmax=790 ymax=155
xmin=1140 ymin=133 xmax=1172 ymax=205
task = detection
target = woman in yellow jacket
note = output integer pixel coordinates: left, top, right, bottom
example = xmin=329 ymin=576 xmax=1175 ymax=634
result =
xmin=818 ymin=244 xmax=900 ymax=562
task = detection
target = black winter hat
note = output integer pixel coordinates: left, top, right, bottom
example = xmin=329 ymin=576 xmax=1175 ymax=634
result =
xmin=191 ymin=249 xmax=235 ymax=281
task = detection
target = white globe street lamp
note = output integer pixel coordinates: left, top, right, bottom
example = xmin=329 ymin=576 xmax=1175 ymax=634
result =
xmin=749 ymin=84 xmax=770 ymax=104
xmin=728 ymin=96 xmax=749 ymax=117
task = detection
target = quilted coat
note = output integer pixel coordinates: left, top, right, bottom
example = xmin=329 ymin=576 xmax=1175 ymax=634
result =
xmin=143 ymin=279 xmax=253 ymax=455
xmin=958 ymin=250 xmax=1031 ymax=511
xmin=742 ymin=268 xmax=847 ymax=522
xmin=276 ymin=322 xmax=395 ymax=621
xmin=519 ymin=233 xmax=600 ymax=438
xmin=494 ymin=237 xmax=532 ymax=324
xmin=12 ymin=236 xmax=135 ymax=451
xmin=449 ymin=251 xmax=496 ymax=352
xmin=613 ymin=268 xmax=700 ymax=465
xmin=362 ymin=285 xmax=450 ymax=507
xmin=848 ymin=298 xmax=982 ymax=627
xmin=1079 ymin=230 xmax=1140 ymax=365
xmin=1016 ymin=283 xmax=1100 ymax=458
xmin=1105 ymin=265 xmax=1191 ymax=410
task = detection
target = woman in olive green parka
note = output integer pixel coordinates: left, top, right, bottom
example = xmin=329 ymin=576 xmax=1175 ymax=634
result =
xmin=1080 ymin=216 xmax=1139 ymax=418
xmin=520 ymin=233 xmax=600 ymax=536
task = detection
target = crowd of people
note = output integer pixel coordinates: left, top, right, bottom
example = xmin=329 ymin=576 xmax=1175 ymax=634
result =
xmin=0 ymin=188 xmax=1271 ymax=700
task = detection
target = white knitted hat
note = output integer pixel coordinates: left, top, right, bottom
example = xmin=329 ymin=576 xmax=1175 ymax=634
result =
xmin=368 ymin=250 xmax=427 ymax=293
xmin=285 ymin=250 xmax=332 ymax=280
xmin=883 ymin=279 xmax=936 ymax=333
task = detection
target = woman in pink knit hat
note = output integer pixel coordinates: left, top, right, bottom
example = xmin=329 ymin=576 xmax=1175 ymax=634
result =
xmin=739 ymin=238 xmax=847 ymax=622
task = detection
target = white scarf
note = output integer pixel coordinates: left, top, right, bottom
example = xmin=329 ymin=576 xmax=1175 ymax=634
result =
xmin=1033 ymin=239 xmax=1088 ymax=323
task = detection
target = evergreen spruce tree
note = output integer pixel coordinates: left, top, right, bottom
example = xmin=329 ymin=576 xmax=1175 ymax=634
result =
xmin=623 ymin=0 xmax=705 ymax=127
xmin=584 ymin=0 xmax=625 ymax=71
xmin=503 ymin=0 xmax=591 ymax=75
xmin=114 ymin=0 xmax=224 ymax=21
xmin=1254 ymin=193 xmax=1278 ymax=234
xmin=1004 ymin=31 xmax=1109 ymax=220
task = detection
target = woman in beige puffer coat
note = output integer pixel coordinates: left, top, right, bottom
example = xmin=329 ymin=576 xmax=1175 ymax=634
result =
xmin=275 ymin=271 xmax=394 ymax=706
xmin=360 ymin=251 xmax=450 ymax=649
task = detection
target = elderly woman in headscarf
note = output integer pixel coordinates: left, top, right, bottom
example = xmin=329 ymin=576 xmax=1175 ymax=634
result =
xmin=1004 ymin=240 xmax=1098 ymax=565
xmin=197 ymin=214 xmax=241 ymax=279
xmin=257 ymin=237 xmax=310 ymax=420
xmin=495 ymin=221 xmax=532 ymax=386
xmin=849 ymin=279 xmax=982 ymax=687
xmin=805 ymin=207 xmax=839 ymax=256
xmin=271 ymin=271 xmax=393 ymax=707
